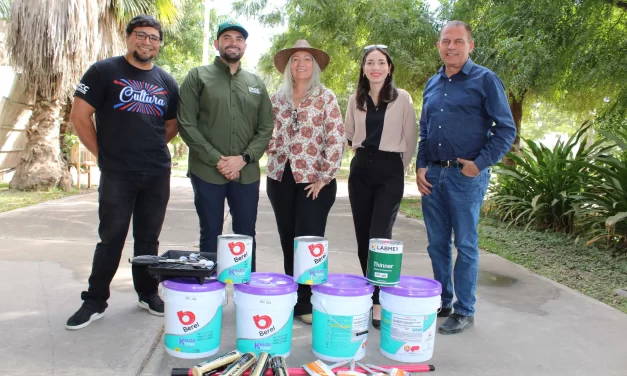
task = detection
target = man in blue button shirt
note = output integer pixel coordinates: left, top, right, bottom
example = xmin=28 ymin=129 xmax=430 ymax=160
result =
xmin=416 ymin=20 xmax=516 ymax=335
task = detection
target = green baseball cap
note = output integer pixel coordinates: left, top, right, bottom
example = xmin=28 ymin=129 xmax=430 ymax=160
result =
xmin=216 ymin=20 xmax=249 ymax=40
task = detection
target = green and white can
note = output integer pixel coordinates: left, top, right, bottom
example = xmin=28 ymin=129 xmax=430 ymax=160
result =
xmin=366 ymin=239 xmax=403 ymax=286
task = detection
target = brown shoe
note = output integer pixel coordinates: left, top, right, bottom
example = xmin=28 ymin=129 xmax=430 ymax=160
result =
xmin=297 ymin=314 xmax=312 ymax=324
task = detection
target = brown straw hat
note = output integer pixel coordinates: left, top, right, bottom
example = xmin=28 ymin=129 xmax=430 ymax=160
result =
xmin=273 ymin=40 xmax=330 ymax=74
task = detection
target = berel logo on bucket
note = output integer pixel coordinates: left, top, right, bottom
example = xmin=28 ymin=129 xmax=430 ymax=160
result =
xmin=177 ymin=310 xmax=196 ymax=325
xmin=177 ymin=310 xmax=200 ymax=332
xmin=253 ymin=314 xmax=272 ymax=329
xmin=308 ymin=243 xmax=325 ymax=257
xmin=253 ymin=315 xmax=276 ymax=336
xmin=229 ymin=241 xmax=246 ymax=256
xmin=403 ymin=345 xmax=420 ymax=352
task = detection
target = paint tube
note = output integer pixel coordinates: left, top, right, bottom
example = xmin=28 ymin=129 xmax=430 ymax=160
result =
xmin=365 ymin=365 xmax=408 ymax=376
xmin=335 ymin=360 xmax=364 ymax=376
xmin=302 ymin=360 xmax=335 ymax=376
xmin=221 ymin=352 xmax=258 ymax=376
xmin=270 ymin=356 xmax=289 ymax=376
xmin=336 ymin=372 xmax=367 ymax=376
xmin=192 ymin=350 xmax=242 ymax=376
xmin=249 ymin=352 xmax=271 ymax=376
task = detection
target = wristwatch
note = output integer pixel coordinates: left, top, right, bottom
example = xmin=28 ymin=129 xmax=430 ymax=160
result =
xmin=241 ymin=152 xmax=252 ymax=165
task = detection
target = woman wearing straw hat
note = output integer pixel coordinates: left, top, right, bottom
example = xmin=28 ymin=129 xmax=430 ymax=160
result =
xmin=345 ymin=45 xmax=417 ymax=329
xmin=265 ymin=40 xmax=346 ymax=324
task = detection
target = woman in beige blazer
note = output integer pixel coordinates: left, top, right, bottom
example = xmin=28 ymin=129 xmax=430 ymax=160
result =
xmin=345 ymin=45 xmax=417 ymax=329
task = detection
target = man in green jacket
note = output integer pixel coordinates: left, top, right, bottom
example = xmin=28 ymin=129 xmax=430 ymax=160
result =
xmin=177 ymin=21 xmax=273 ymax=271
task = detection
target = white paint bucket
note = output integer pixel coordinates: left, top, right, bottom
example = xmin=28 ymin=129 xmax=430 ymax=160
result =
xmin=379 ymin=276 xmax=442 ymax=362
xmin=233 ymin=272 xmax=298 ymax=357
xmin=162 ymin=277 xmax=226 ymax=359
xmin=294 ymin=236 xmax=328 ymax=285
xmin=217 ymin=234 xmax=253 ymax=284
xmin=311 ymin=274 xmax=374 ymax=362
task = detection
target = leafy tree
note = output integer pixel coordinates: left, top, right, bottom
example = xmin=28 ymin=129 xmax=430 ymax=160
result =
xmin=6 ymin=0 xmax=182 ymax=190
xmin=451 ymin=0 xmax=627 ymax=147
xmin=156 ymin=0 xmax=227 ymax=83
xmin=235 ymin=0 xmax=438 ymax=113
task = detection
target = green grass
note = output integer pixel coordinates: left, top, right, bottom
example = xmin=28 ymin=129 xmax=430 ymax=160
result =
xmin=400 ymin=197 xmax=627 ymax=314
xmin=0 ymin=182 xmax=93 ymax=213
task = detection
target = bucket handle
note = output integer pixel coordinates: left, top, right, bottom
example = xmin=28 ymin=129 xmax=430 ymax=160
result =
xmin=314 ymin=296 xmax=366 ymax=334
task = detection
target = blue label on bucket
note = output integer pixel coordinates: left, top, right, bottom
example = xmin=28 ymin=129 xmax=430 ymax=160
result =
xmin=380 ymin=310 xmax=436 ymax=356
xmin=312 ymin=310 xmax=369 ymax=359
xmin=164 ymin=307 xmax=222 ymax=354
xmin=236 ymin=315 xmax=294 ymax=356
xmin=218 ymin=257 xmax=251 ymax=284
xmin=296 ymin=259 xmax=328 ymax=285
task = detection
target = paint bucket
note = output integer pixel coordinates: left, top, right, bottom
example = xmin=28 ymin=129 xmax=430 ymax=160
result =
xmin=294 ymin=236 xmax=328 ymax=285
xmin=379 ymin=276 xmax=442 ymax=362
xmin=217 ymin=234 xmax=253 ymax=284
xmin=311 ymin=274 xmax=375 ymax=362
xmin=162 ymin=277 xmax=226 ymax=359
xmin=366 ymin=239 xmax=403 ymax=286
xmin=233 ymin=272 xmax=298 ymax=357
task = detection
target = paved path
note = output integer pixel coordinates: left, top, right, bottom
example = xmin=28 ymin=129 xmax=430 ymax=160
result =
xmin=0 ymin=177 xmax=625 ymax=376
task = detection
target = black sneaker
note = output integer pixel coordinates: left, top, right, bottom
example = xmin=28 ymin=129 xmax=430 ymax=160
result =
xmin=438 ymin=306 xmax=453 ymax=317
xmin=138 ymin=293 xmax=164 ymax=316
xmin=65 ymin=302 xmax=105 ymax=330
xmin=438 ymin=313 xmax=474 ymax=335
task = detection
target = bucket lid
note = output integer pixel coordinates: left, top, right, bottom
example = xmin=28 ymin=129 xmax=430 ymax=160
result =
xmin=380 ymin=276 xmax=442 ymax=297
xmin=234 ymin=272 xmax=298 ymax=295
xmin=162 ymin=277 xmax=226 ymax=292
xmin=312 ymin=274 xmax=374 ymax=296
xmin=218 ymin=234 xmax=253 ymax=241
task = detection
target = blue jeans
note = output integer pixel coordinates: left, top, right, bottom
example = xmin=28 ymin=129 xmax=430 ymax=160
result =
xmin=421 ymin=166 xmax=490 ymax=316
xmin=190 ymin=173 xmax=260 ymax=272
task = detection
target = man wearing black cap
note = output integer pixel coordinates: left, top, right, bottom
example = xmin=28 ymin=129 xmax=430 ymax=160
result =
xmin=177 ymin=21 xmax=273 ymax=270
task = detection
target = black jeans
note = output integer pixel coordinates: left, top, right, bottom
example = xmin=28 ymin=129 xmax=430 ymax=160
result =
xmin=190 ymin=173 xmax=260 ymax=271
xmin=266 ymin=163 xmax=337 ymax=316
xmin=348 ymin=148 xmax=405 ymax=304
xmin=81 ymin=171 xmax=170 ymax=310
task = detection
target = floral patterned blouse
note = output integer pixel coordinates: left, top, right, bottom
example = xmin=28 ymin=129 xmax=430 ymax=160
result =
xmin=265 ymin=85 xmax=346 ymax=184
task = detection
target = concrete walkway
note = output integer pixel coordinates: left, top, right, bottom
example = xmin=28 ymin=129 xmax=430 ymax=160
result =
xmin=0 ymin=177 xmax=625 ymax=376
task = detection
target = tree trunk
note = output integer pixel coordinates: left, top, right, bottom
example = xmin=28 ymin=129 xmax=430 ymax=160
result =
xmin=59 ymin=101 xmax=74 ymax=170
xmin=502 ymin=92 xmax=524 ymax=166
xmin=9 ymin=95 xmax=72 ymax=191
xmin=509 ymin=92 xmax=523 ymax=150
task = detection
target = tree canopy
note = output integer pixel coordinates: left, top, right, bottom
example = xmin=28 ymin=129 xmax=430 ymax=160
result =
xmin=237 ymin=0 xmax=626 ymax=138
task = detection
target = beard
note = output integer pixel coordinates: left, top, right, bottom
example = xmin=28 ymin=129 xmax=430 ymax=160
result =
xmin=220 ymin=46 xmax=243 ymax=63
xmin=133 ymin=50 xmax=155 ymax=64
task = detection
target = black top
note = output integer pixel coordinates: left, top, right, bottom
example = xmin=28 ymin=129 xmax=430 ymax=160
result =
xmin=74 ymin=56 xmax=179 ymax=174
xmin=362 ymin=95 xmax=388 ymax=149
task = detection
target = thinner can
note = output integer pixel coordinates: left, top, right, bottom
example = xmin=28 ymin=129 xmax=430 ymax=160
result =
xmin=293 ymin=236 xmax=328 ymax=285
xmin=366 ymin=239 xmax=402 ymax=286
xmin=217 ymin=234 xmax=253 ymax=284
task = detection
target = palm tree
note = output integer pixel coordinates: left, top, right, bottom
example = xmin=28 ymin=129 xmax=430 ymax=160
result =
xmin=6 ymin=0 xmax=180 ymax=191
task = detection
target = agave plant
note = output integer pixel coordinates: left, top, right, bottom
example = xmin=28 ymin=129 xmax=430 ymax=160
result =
xmin=572 ymin=128 xmax=627 ymax=254
xmin=488 ymin=122 xmax=614 ymax=232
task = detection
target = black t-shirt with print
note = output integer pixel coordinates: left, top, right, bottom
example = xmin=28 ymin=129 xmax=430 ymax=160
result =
xmin=74 ymin=56 xmax=179 ymax=174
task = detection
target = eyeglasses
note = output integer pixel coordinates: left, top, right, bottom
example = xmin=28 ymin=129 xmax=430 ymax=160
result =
xmin=133 ymin=31 xmax=161 ymax=44
xmin=363 ymin=44 xmax=388 ymax=52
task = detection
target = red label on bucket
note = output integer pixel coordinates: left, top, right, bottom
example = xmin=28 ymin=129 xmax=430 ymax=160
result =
xmin=177 ymin=310 xmax=196 ymax=325
xmin=309 ymin=243 xmax=325 ymax=257
xmin=229 ymin=242 xmax=246 ymax=256
xmin=253 ymin=315 xmax=272 ymax=329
